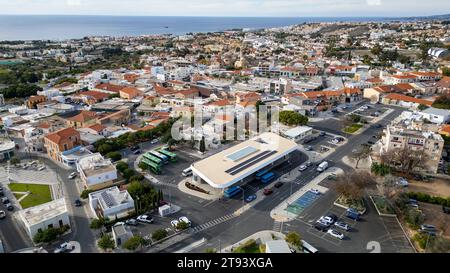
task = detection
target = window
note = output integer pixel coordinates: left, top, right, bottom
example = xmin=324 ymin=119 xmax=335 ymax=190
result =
xmin=59 ymin=220 xmax=64 ymax=227
xmin=48 ymin=224 xmax=54 ymax=229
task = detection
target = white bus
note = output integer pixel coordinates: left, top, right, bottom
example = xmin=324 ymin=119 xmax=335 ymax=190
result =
xmin=301 ymin=240 xmax=318 ymax=253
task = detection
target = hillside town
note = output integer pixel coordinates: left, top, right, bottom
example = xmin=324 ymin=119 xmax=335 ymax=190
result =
xmin=0 ymin=19 xmax=449 ymax=254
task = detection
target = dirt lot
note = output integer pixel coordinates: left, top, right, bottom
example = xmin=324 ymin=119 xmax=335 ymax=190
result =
xmin=408 ymin=178 xmax=450 ymax=198
xmin=419 ymin=202 xmax=450 ymax=238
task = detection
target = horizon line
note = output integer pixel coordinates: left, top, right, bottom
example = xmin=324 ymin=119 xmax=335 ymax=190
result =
xmin=0 ymin=14 xmax=443 ymax=19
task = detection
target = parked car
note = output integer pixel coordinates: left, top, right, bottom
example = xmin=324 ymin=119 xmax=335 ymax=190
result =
xmin=74 ymin=199 xmax=82 ymax=207
xmin=171 ymin=219 xmax=180 ymax=228
xmin=179 ymin=216 xmax=191 ymax=226
xmin=245 ymin=194 xmax=257 ymax=202
xmin=420 ymin=224 xmax=437 ymax=232
xmin=309 ymin=189 xmax=320 ymax=195
xmin=137 ymin=214 xmax=154 ymax=224
xmin=5 ymin=203 xmax=13 ymax=211
xmin=396 ymin=178 xmax=409 ymax=187
xmin=0 ymin=210 xmax=5 ymax=219
xmin=299 ymin=165 xmax=308 ymax=171
xmin=130 ymin=145 xmax=140 ymax=151
xmin=133 ymin=149 xmax=141 ymax=155
xmin=314 ymin=222 xmax=329 ymax=232
xmin=327 ymin=229 xmax=345 ymax=240
xmin=263 ymin=188 xmax=273 ymax=196
xmin=150 ymin=139 xmax=159 ymax=144
xmin=1 ymin=197 xmax=9 ymax=204
xmin=274 ymin=182 xmax=284 ymax=188
xmin=125 ymin=219 xmax=138 ymax=226
xmin=37 ymin=166 xmax=46 ymax=171
xmin=443 ymin=206 xmax=450 ymax=214
xmin=319 ymin=132 xmax=326 ymax=137
xmin=346 ymin=209 xmax=360 ymax=221
xmin=331 ymin=139 xmax=339 ymax=145
xmin=54 ymin=242 xmax=74 ymax=253
xmin=305 ymin=161 xmax=312 ymax=167
xmin=367 ymin=140 xmax=375 ymax=145
xmin=68 ymin=172 xmax=77 ymax=179
xmin=305 ymin=146 xmax=313 ymax=151
xmin=334 ymin=221 xmax=350 ymax=231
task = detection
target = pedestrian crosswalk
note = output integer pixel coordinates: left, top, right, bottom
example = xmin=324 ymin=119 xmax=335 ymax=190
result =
xmin=192 ymin=214 xmax=236 ymax=233
xmin=273 ymin=221 xmax=282 ymax=232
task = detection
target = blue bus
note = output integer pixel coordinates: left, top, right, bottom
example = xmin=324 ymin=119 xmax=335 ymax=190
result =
xmin=261 ymin=172 xmax=275 ymax=184
xmin=255 ymin=169 xmax=269 ymax=180
xmin=224 ymin=186 xmax=242 ymax=198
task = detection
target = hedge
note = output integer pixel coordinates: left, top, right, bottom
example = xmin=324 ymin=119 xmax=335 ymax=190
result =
xmin=407 ymin=192 xmax=450 ymax=207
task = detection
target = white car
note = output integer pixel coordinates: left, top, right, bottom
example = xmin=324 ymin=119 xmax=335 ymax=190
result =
xmin=38 ymin=166 xmax=46 ymax=171
xmin=68 ymin=172 xmax=77 ymax=179
xmin=179 ymin=216 xmax=191 ymax=226
xmin=299 ymin=165 xmax=308 ymax=171
xmin=309 ymin=189 xmax=320 ymax=195
xmin=150 ymin=139 xmax=159 ymax=144
xmin=327 ymin=229 xmax=345 ymax=240
xmin=137 ymin=214 xmax=154 ymax=224
xmin=396 ymin=178 xmax=409 ymax=187
xmin=54 ymin=242 xmax=74 ymax=253
xmin=331 ymin=139 xmax=339 ymax=144
xmin=171 ymin=219 xmax=180 ymax=228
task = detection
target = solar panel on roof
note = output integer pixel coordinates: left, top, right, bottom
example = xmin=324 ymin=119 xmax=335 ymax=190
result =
xmin=226 ymin=146 xmax=259 ymax=162
xmin=226 ymin=150 xmax=278 ymax=176
xmin=101 ymin=191 xmax=115 ymax=208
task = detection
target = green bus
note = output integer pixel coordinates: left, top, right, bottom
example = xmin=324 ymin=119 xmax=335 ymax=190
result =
xmin=141 ymin=158 xmax=162 ymax=174
xmin=158 ymin=149 xmax=177 ymax=162
xmin=143 ymin=152 xmax=163 ymax=167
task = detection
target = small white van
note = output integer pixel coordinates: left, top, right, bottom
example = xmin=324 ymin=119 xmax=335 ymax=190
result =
xmin=182 ymin=167 xmax=193 ymax=177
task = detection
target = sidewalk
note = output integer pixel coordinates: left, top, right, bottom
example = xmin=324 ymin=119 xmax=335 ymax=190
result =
xmin=270 ymin=167 xmax=344 ymax=222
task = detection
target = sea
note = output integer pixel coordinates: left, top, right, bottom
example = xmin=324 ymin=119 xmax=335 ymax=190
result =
xmin=0 ymin=15 xmax=401 ymax=41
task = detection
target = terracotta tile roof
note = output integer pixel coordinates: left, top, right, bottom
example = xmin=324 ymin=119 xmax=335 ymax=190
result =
xmin=409 ymin=71 xmax=441 ymax=77
xmin=301 ymin=90 xmax=343 ymax=99
xmin=44 ymin=127 xmax=80 ymax=145
xmin=391 ymin=74 xmax=417 ymax=79
xmin=77 ymin=91 xmax=110 ymax=101
xmin=85 ymin=123 xmax=106 ymax=133
xmin=441 ymin=124 xmax=450 ymax=134
xmin=384 ymin=93 xmax=433 ymax=106
xmin=374 ymin=85 xmax=401 ymax=93
xmin=120 ymin=86 xmax=141 ymax=96
xmin=67 ymin=111 xmax=97 ymax=123
xmin=366 ymin=78 xmax=384 ymax=83
xmin=206 ymin=99 xmax=232 ymax=107
xmin=395 ymin=83 xmax=415 ymax=91
xmin=95 ymin=83 xmax=125 ymax=93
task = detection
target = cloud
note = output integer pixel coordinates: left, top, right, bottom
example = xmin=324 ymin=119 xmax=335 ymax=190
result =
xmin=367 ymin=0 xmax=382 ymax=6
xmin=66 ymin=0 xmax=82 ymax=6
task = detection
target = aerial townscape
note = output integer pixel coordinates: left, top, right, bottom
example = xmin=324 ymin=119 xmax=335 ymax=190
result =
xmin=1 ymin=13 xmax=450 ymax=256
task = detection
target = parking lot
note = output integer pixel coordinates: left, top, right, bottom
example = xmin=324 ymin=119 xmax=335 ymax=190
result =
xmin=302 ymin=131 xmax=346 ymax=155
xmin=282 ymin=175 xmax=415 ymax=253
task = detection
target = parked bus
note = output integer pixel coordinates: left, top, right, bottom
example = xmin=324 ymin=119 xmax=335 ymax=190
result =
xmin=159 ymin=149 xmax=177 ymax=162
xmin=143 ymin=153 xmax=163 ymax=167
xmin=141 ymin=159 xmax=162 ymax=174
xmin=261 ymin=172 xmax=275 ymax=184
xmin=301 ymin=240 xmax=318 ymax=253
xmin=149 ymin=151 xmax=169 ymax=164
xmin=224 ymin=186 xmax=242 ymax=198
xmin=255 ymin=169 xmax=269 ymax=180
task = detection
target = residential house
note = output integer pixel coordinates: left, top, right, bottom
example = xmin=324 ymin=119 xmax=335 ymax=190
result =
xmin=66 ymin=110 xmax=98 ymax=128
xmin=44 ymin=127 xmax=81 ymax=165
xmin=88 ymin=186 xmax=134 ymax=219
xmin=77 ymin=153 xmax=118 ymax=190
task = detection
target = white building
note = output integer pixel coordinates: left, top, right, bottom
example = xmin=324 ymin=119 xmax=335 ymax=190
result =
xmin=76 ymin=153 xmax=118 ymax=190
xmin=282 ymin=126 xmax=313 ymax=142
xmin=420 ymin=107 xmax=450 ymax=124
xmin=88 ymin=187 xmax=135 ymax=220
xmin=111 ymin=222 xmax=133 ymax=248
xmin=18 ymin=198 xmax=70 ymax=240
xmin=0 ymin=137 xmax=16 ymax=161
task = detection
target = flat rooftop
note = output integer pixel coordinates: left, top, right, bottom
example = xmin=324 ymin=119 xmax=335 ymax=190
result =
xmin=191 ymin=132 xmax=298 ymax=189
xmin=19 ymin=198 xmax=67 ymax=226
xmin=78 ymin=153 xmax=116 ymax=177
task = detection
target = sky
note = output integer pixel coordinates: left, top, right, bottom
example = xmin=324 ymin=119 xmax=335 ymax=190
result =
xmin=0 ymin=0 xmax=449 ymax=17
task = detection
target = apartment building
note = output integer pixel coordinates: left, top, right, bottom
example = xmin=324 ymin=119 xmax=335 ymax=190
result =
xmin=77 ymin=153 xmax=118 ymax=190
xmin=44 ymin=127 xmax=81 ymax=165
xmin=380 ymin=125 xmax=444 ymax=173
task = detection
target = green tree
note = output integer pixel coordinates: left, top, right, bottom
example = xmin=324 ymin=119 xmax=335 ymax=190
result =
xmin=443 ymin=67 xmax=450 ymax=77
xmin=176 ymin=221 xmax=190 ymax=231
xmin=123 ymin=236 xmax=145 ymax=251
xmin=152 ymin=229 xmax=168 ymax=241
xmin=279 ymin=111 xmax=308 ymax=126
xmin=98 ymin=234 xmax=115 ymax=251
xmin=9 ymin=157 xmax=20 ymax=165
xmin=106 ymin=151 xmax=122 ymax=162
xmin=285 ymin=231 xmax=302 ymax=249
xmin=418 ymin=104 xmax=429 ymax=111
xmin=90 ymin=218 xmax=106 ymax=230
xmin=205 ymin=248 xmax=217 ymax=253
